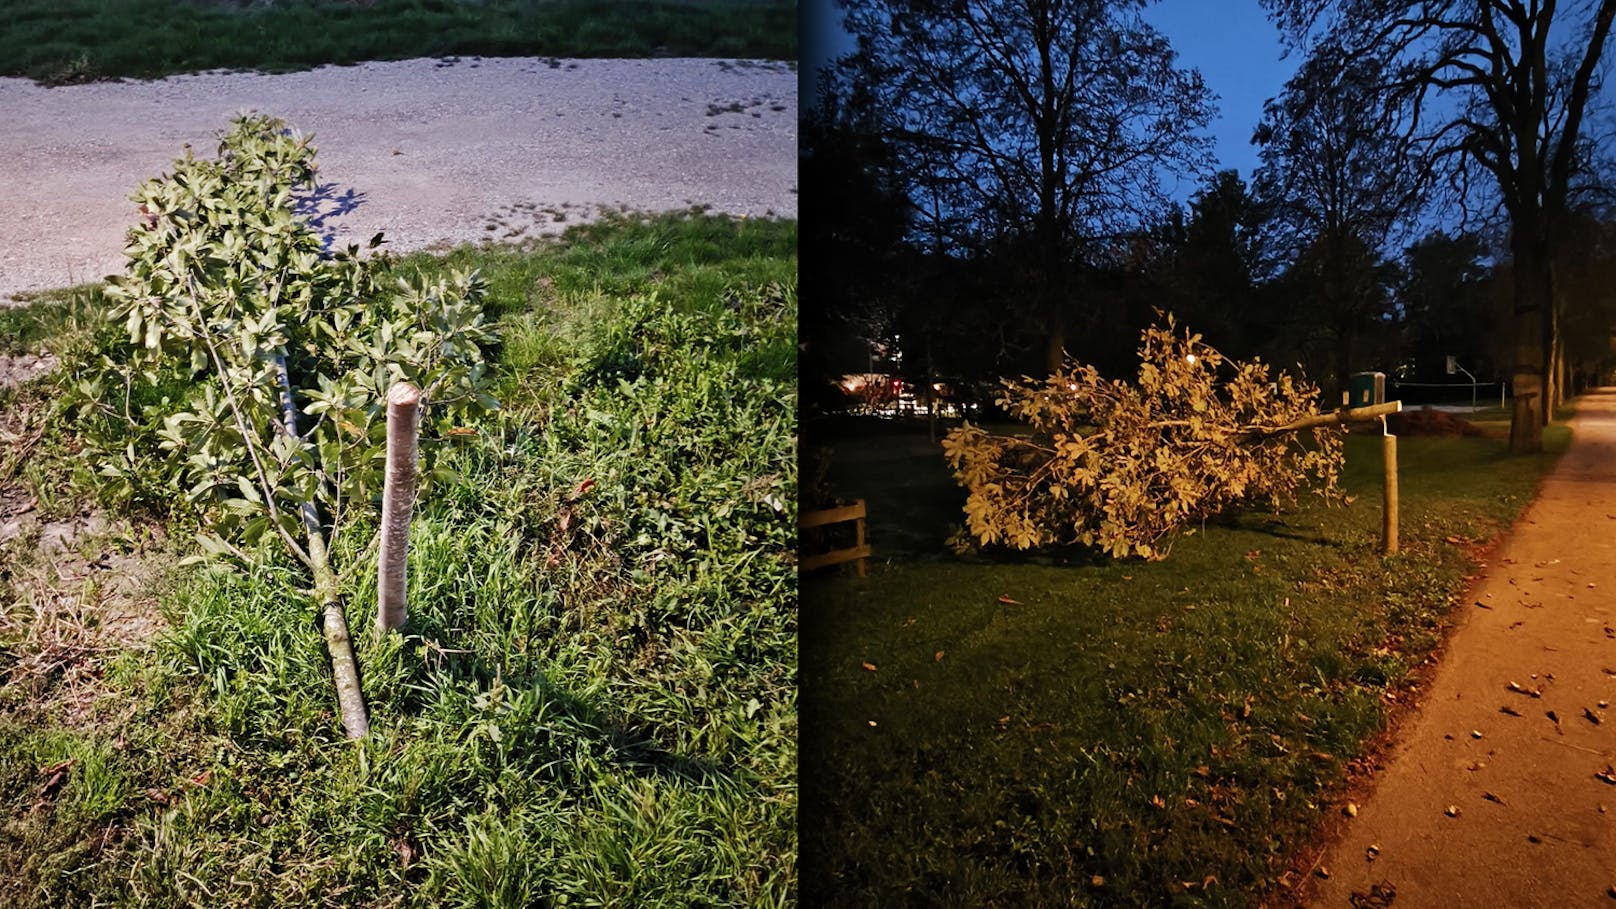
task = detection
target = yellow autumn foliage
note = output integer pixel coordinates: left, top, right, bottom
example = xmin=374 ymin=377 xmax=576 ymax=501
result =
xmin=941 ymin=317 xmax=1344 ymax=559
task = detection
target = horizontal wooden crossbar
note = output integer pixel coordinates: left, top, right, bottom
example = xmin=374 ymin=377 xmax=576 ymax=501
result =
xmin=800 ymin=500 xmax=866 ymax=529
xmin=801 ymin=544 xmax=873 ymax=572
xmin=801 ymin=499 xmax=869 ymax=576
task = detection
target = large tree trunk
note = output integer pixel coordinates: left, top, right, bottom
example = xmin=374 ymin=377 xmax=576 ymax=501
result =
xmin=1509 ymin=235 xmax=1549 ymax=453
xmin=1334 ymin=322 xmax=1354 ymax=408
xmin=1045 ymin=312 xmax=1066 ymax=375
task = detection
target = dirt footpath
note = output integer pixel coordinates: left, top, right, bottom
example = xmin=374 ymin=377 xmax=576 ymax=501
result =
xmin=1305 ymin=391 xmax=1616 ymax=907
xmin=0 ymin=57 xmax=796 ymax=304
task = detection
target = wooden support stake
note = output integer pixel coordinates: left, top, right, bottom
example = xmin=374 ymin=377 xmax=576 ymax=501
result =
xmin=854 ymin=509 xmax=867 ymax=578
xmin=1382 ymin=423 xmax=1399 ymax=555
xmin=377 ymin=381 xmax=420 ymax=634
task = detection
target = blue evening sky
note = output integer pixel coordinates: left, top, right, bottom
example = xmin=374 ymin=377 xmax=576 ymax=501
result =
xmin=801 ymin=0 xmax=1302 ymax=202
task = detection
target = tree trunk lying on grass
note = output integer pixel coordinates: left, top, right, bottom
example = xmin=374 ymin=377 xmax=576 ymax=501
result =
xmin=944 ymin=319 xmax=1354 ymax=559
xmin=277 ymin=356 xmax=370 ymax=740
xmin=83 ymin=116 xmax=503 ymax=744
xmin=310 ymin=522 xmax=370 ymax=740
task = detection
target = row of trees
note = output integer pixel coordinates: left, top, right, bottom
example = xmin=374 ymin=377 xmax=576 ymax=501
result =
xmin=804 ymin=0 xmax=1616 ymax=452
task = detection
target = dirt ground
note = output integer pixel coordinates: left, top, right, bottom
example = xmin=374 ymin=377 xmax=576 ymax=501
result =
xmin=1298 ymin=390 xmax=1616 ymax=907
xmin=0 ymin=56 xmax=796 ymax=304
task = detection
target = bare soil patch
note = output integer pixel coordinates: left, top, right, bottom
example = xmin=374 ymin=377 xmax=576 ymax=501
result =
xmin=1386 ymin=406 xmax=1486 ymax=438
xmin=0 ymin=384 xmax=169 ymax=729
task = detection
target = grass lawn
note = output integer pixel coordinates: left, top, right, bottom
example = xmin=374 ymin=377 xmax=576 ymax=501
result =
xmin=801 ymin=417 xmax=1568 ymax=906
xmin=3 ymin=0 xmax=795 ymax=85
xmin=0 ymin=211 xmax=796 ymax=907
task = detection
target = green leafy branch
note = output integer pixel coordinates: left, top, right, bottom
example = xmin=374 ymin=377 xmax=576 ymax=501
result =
xmin=69 ymin=113 xmax=500 ymax=736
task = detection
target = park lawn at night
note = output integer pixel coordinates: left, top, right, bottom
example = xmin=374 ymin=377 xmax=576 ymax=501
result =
xmin=2 ymin=0 xmax=795 ymax=85
xmin=801 ymin=421 xmax=1568 ymax=906
xmin=0 ymin=213 xmax=797 ymax=906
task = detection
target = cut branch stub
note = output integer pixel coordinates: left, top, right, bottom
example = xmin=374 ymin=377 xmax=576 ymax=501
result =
xmin=377 ymin=381 xmax=421 ymax=633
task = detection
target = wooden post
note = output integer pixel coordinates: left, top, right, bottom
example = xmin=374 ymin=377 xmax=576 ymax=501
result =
xmin=1382 ymin=419 xmax=1399 ymax=555
xmin=377 ymin=381 xmax=420 ymax=633
xmin=854 ymin=509 xmax=867 ymax=578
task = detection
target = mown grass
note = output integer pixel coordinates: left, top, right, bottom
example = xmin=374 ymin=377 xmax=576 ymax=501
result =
xmin=801 ymin=419 xmax=1568 ymax=906
xmin=3 ymin=0 xmax=795 ymax=86
xmin=0 ymin=211 xmax=796 ymax=906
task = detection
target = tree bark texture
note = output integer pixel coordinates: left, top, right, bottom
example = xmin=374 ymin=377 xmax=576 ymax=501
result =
xmin=312 ymin=530 xmax=370 ymax=740
xmin=377 ymin=381 xmax=420 ymax=634
xmin=276 ymin=355 xmax=370 ymax=740
xmin=1381 ymin=430 xmax=1398 ymax=555
xmin=1510 ymin=232 xmax=1548 ymax=453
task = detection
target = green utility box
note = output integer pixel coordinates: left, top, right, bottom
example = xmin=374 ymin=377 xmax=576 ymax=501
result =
xmin=1348 ymin=371 xmax=1386 ymax=408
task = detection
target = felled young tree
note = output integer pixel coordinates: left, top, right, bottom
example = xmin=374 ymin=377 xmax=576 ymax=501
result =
xmin=942 ymin=319 xmax=1343 ymax=559
xmin=74 ymin=114 xmax=499 ymax=737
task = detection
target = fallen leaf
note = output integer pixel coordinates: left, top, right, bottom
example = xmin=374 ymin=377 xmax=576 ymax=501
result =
xmin=1090 ymin=875 xmax=1106 ymax=888
xmin=861 ymin=661 xmax=877 ymax=672
xmin=567 ymin=478 xmax=597 ymax=501
xmin=1151 ymin=794 xmax=1166 ymax=808
xmin=38 ymin=759 xmax=73 ymax=778
xmin=188 ymin=770 xmax=212 ymax=787
xmin=34 ymin=763 xmax=71 ymax=809
xmin=997 ymin=594 xmax=1021 ymax=605
xmin=934 ymin=650 xmax=945 ymax=662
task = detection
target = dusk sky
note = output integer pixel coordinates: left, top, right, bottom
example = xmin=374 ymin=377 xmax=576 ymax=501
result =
xmin=802 ymin=0 xmax=1302 ymax=201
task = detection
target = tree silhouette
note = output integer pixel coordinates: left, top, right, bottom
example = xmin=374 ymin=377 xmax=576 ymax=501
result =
xmin=1264 ymin=0 xmax=1616 ymax=451
xmin=835 ymin=0 xmax=1213 ymax=373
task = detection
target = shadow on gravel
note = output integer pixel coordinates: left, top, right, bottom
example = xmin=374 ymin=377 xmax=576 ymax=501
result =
xmin=293 ymin=182 xmax=368 ymax=253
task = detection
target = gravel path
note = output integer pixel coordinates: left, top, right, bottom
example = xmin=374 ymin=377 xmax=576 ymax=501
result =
xmin=0 ymin=57 xmax=797 ymax=304
xmin=1305 ymin=392 xmax=1616 ymax=907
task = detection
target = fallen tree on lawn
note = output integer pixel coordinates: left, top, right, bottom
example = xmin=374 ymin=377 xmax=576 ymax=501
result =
xmin=942 ymin=318 xmax=1345 ymax=559
xmin=71 ymin=114 xmax=499 ymax=737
